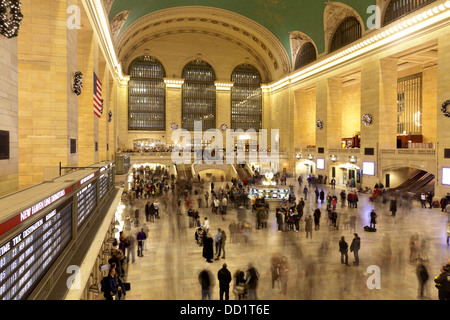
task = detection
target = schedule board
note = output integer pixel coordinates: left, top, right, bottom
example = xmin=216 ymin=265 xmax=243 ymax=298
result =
xmin=76 ymin=181 xmax=97 ymax=229
xmin=0 ymin=199 xmax=73 ymax=300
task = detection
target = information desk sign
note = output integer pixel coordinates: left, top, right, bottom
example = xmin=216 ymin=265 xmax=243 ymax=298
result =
xmin=0 ymin=199 xmax=73 ymax=300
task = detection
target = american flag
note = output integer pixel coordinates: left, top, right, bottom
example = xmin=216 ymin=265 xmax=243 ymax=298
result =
xmin=93 ymin=72 xmax=103 ymax=118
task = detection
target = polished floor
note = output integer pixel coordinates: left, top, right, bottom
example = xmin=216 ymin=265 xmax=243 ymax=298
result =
xmin=117 ymin=178 xmax=449 ymax=300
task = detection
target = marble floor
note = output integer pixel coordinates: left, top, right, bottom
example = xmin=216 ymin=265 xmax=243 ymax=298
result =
xmin=117 ymin=179 xmax=449 ymax=301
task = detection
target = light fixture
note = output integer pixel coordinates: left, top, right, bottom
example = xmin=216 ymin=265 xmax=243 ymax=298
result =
xmin=215 ymin=82 xmax=234 ymax=91
xmin=330 ymin=155 xmax=337 ymax=162
xmin=164 ymin=79 xmax=184 ymax=88
xmin=296 ymin=153 xmax=301 ymax=159
xmin=349 ymin=156 xmax=357 ymax=163
xmin=0 ymin=0 xmax=23 ymax=39
xmin=308 ymin=154 xmax=314 ymax=160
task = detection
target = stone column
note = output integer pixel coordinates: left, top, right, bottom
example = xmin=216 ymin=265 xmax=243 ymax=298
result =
xmin=164 ymin=79 xmax=184 ymax=145
xmin=18 ymin=0 xmax=72 ymax=188
xmin=215 ymin=82 xmax=232 ymax=147
xmin=360 ymin=57 xmax=397 ymax=186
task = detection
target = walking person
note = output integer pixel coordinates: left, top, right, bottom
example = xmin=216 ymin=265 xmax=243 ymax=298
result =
xmin=246 ymin=263 xmax=260 ymax=300
xmin=350 ymin=233 xmax=361 ymax=266
xmin=305 ymin=215 xmax=313 ymax=239
xmin=270 ymin=255 xmax=281 ymax=289
xmin=369 ymin=210 xmax=377 ymax=229
xmin=390 ymin=198 xmax=397 ymax=217
xmin=313 ymin=208 xmax=321 ymax=230
xmin=278 ymin=256 xmax=290 ymax=295
xmin=214 ymin=228 xmax=222 ymax=257
xmin=217 ymin=263 xmax=232 ymax=300
xmin=198 ymin=268 xmax=214 ymax=300
xmin=339 ymin=236 xmax=349 ymax=266
xmin=126 ymin=234 xmax=136 ymax=264
xmin=136 ymin=228 xmax=146 ymax=257
xmin=416 ymin=258 xmax=430 ymax=299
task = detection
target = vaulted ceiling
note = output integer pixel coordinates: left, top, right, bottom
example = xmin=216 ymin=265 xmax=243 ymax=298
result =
xmin=106 ymin=0 xmax=375 ymax=57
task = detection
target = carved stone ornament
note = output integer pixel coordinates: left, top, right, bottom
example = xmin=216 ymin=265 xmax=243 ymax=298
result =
xmin=0 ymin=0 xmax=23 ymax=39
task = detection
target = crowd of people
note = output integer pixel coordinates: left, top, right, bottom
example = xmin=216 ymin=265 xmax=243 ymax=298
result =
xmin=101 ymin=165 xmax=450 ymax=301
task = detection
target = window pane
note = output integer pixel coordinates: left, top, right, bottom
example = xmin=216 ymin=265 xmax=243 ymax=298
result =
xmin=397 ymin=73 xmax=423 ymax=135
xmin=231 ymin=64 xmax=262 ymax=131
xmin=128 ymin=56 xmax=166 ymax=131
xmin=182 ymin=60 xmax=217 ymax=131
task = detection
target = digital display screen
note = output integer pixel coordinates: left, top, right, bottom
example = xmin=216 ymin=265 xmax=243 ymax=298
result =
xmin=442 ymin=168 xmax=450 ymax=186
xmin=77 ymin=181 xmax=97 ymax=229
xmin=99 ymin=173 xmax=109 ymax=200
xmin=0 ymin=199 xmax=73 ymax=300
xmin=317 ymin=158 xmax=325 ymax=170
xmin=363 ymin=162 xmax=375 ymax=176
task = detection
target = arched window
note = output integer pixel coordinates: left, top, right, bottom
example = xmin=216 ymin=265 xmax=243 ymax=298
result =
xmin=383 ymin=0 xmax=436 ymax=26
xmin=294 ymin=42 xmax=317 ymax=70
xmin=330 ymin=16 xmax=362 ymax=53
xmin=128 ymin=56 xmax=166 ymax=131
xmin=182 ymin=60 xmax=216 ymax=131
xmin=231 ymin=64 xmax=262 ymax=131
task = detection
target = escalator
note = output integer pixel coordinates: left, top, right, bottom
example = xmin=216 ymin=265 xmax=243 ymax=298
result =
xmin=389 ymin=169 xmax=435 ymax=195
xmin=175 ymin=164 xmax=193 ymax=180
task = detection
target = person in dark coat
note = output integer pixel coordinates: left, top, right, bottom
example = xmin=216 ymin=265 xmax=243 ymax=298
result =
xmin=350 ymin=233 xmax=361 ymax=266
xmin=434 ymin=265 xmax=450 ymax=300
xmin=339 ymin=236 xmax=349 ymax=265
xmin=217 ymin=263 xmax=232 ymax=300
xmin=313 ymin=209 xmax=321 ymax=230
xmin=198 ymin=269 xmax=214 ymax=300
xmin=246 ymin=263 xmax=260 ymax=300
xmin=390 ymin=198 xmax=397 ymax=216
xmin=203 ymin=232 xmax=214 ymax=263
xmin=369 ymin=210 xmax=377 ymax=229
xmin=416 ymin=259 xmax=430 ymax=299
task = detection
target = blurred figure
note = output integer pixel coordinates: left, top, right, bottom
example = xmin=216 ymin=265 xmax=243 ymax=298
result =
xmin=305 ymin=215 xmax=313 ymax=239
xmin=198 ymin=268 xmax=214 ymax=300
xmin=246 ymin=263 xmax=260 ymax=300
xmin=279 ymin=256 xmax=290 ymax=295
xmin=270 ymin=254 xmax=281 ymax=289
xmin=390 ymin=198 xmax=397 ymax=217
xmin=416 ymin=259 xmax=430 ymax=300
xmin=233 ymin=270 xmax=247 ymax=300
xmin=203 ymin=232 xmax=214 ymax=263
xmin=447 ymin=223 xmax=450 ymax=246
xmin=409 ymin=233 xmax=419 ymax=262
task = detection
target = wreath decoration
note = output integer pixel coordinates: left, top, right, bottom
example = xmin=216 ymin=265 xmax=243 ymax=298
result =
xmin=316 ymin=120 xmax=323 ymax=130
xmin=442 ymin=100 xmax=450 ymax=118
xmin=220 ymin=123 xmax=228 ymax=131
xmin=170 ymin=122 xmax=179 ymax=130
xmin=108 ymin=111 xmax=113 ymax=123
xmin=0 ymin=0 xmax=23 ymax=39
xmin=73 ymin=71 xmax=83 ymax=96
xmin=362 ymin=113 xmax=373 ymax=126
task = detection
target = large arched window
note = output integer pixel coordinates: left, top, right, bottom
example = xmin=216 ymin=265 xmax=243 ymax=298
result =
xmin=383 ymin=0 xmax=436 ymax=26
xmin=182 ymin=60 xmax=216 ymax=131
xmin=231 ymin=64 xmax=262 ymax=131
xmin=329 ymin=16 xmax=362 ymax=53
xmin=128 ymin=56 xmax=166 ymax=131
xmin=294 ymin=42 xmax=317 ymax=70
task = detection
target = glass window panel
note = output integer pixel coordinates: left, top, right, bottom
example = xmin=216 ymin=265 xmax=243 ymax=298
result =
xmin=128 ymin=56 xmax=166 ymax=131
xmin=397 ymin=73 xmax=423 ymax=135
xmin=182 ymin=60 xmax=217 ymax=131
xmin=330 ymin=17 xmax=362 ymax=53
xmin=383 ymin=0 xmax=436 ymax=26
xmin=231 ymin=64 xmax=262 ymax=131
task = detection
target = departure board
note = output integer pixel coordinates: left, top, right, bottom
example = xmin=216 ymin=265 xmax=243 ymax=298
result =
xmin=76 ymin=181 xmax=97 ymax=229
xmin=99 ymin=173 xmax=109 ymax=200
xmin=0 ymin=199 xmax=73 ymax=300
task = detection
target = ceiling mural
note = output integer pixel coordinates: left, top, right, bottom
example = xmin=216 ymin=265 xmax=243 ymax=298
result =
xmin=108 ymin=0 xmax=377 ymax=56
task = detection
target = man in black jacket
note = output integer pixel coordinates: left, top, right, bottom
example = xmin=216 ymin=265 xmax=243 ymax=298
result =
xmin=339 ymin=236 xmax=349 ymax=266
xmin=217 ymin=263 xmax=232 ymax=300
xmin=434 ymin=265 xmax=450 ymax=300
xmin=350 ymin=233 xmax=361 ymax=266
